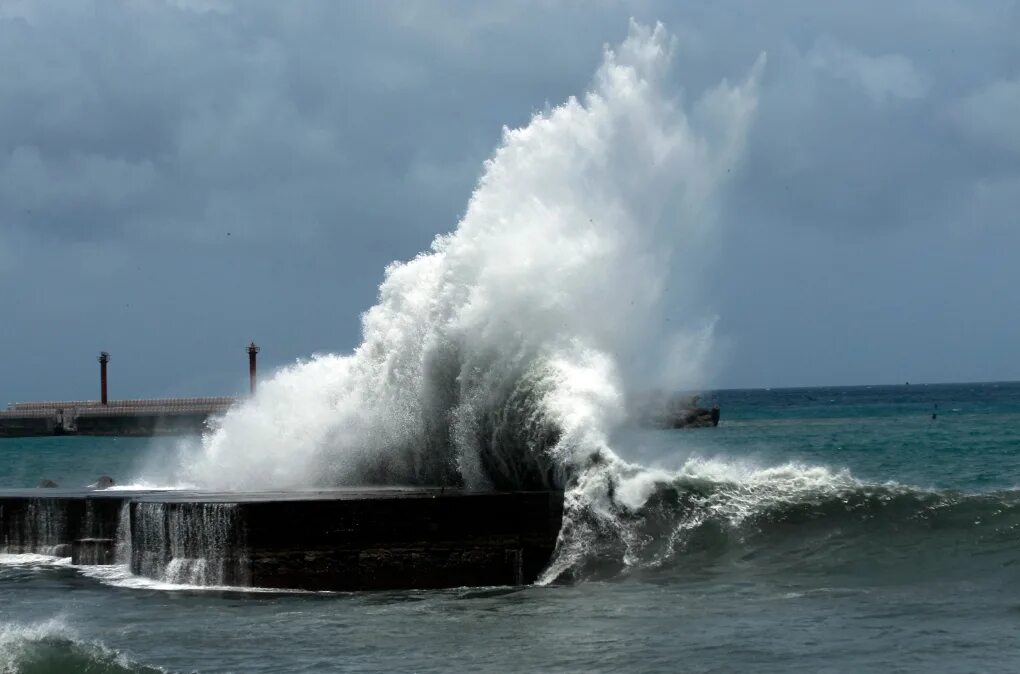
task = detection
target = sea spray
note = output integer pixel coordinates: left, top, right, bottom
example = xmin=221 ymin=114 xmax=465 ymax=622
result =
xmin=168 ymin=22 xmax=765 ymax=578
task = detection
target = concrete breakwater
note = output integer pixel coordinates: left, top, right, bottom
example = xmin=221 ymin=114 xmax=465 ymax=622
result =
xmin=0 ymin=397 xmax=236 ymax=437
xmin=0 ymin=488 xmax=564 ymax=590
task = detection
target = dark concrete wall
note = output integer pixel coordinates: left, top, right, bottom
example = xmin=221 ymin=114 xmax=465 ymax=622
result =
xmin=73 ymin=412 xmax=210 ymax=436
xmin=0 ymin=490 xmax=564 ymax=591
xmin=0 ymin=415 xmax=56 ymax=437
xmin=0 ymin=398 xmax=233 ymax=437
xmin=0 ymin=411 xmax=213 ymax=437
xmin=0 ymin=494 xmax=124 ymax=554
xmin=238 ymin=492 xmax=562 ymax=590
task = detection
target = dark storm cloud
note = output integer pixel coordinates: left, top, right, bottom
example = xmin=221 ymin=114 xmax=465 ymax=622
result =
xmin=668 ymin=1 xmax=1019 ymax=237
xmin=0 ymin=1 xmax=607 ymax=246
xmin=1 ymin=0 xmax=1018 ymax=398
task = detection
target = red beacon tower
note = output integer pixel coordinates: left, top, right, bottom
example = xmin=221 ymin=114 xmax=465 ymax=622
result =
xmin=97 ymin=351 xmax=110 ymax=405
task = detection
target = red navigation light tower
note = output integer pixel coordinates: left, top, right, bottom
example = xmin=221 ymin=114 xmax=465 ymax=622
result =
xmin=247 ymin=342 xmax=260 ymax=395
xmin=97 ymin=351 xmax=110 ymax=405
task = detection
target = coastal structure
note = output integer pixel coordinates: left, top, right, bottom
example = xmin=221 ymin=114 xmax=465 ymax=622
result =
xmin=0 ymin=397 xmax=236 ymax=437
xmin=0 ymin=344 xmax=260 ymax=437
xmin=633 ymin=393 xmax=721 ymax=429
xmin=0 ymin=487 xmax=564 ymax=590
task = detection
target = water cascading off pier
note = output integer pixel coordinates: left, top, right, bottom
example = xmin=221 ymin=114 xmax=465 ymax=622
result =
xmin=132 ymin=502 xmax=248 ymax=586
xmin=0 ymin=489 xmax=563 ymax=590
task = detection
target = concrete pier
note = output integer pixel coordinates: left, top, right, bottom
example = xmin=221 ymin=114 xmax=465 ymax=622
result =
xmin=0 ymin=488 xmax=564 ymax=591
xmin=0 ymin=397 xmax=236 ymax=437
xmin=1 ymin=343 xmax=262 ymax=437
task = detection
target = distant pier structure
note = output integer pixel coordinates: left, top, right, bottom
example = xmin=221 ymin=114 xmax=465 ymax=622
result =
xmin=0 ymin=344 xmax=261 ymax=437
xmin=632 ymin=392 xmax=721 ymax=429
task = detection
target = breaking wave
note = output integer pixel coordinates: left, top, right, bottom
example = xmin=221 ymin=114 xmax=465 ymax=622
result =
xmin=0 ymin=618 xmax=163 ymax=674
xmin=543 ymin=460 xmax=1020 ymax=582
xmin=163 ymin=21 xmax=771 ymax=579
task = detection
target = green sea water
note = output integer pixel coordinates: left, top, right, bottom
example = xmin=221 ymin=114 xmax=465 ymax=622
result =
xmin=2 ymin=382 xmax=1020 ymax=673
xmin=0 ymin=436 xmax=154 ymax=489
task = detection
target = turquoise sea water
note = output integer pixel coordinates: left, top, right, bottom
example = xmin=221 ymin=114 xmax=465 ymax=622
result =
xmin=2 ymin=382 xmax=1020 ymax=672
xmin=0 ymin=436 xmax=154 ymax=490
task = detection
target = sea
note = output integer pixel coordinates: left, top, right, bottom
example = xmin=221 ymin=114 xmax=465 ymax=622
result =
xmin=2 ymin=381 xmax=1020 ymax=673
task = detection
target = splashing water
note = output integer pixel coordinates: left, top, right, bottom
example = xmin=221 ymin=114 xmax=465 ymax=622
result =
xmin=0 ymin=617 xmax=163 ymax=674
xmin=168 ymin=22 xmax=767 ymax=579
xmin=131 ymin=503 xmax=249 ymax=586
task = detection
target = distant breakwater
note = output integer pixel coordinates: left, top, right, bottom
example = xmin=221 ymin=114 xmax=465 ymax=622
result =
xmin=0 ymin=398 xmax=235 ymax=437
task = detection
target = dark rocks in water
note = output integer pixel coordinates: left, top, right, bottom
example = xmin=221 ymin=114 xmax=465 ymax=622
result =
xmin=634 ymin=393 xmax=721 ymax=429
xmin=90 ymin=475 xmax=115 ymax=489
xmin=667 ymin=405 xmax=720 ymax=429
xmin=37 ymin=479 xmax=59 ymax=488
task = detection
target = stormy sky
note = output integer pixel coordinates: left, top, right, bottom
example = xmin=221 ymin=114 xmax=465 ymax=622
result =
xmin=1 ymin=0 xmax=1018 ymax=401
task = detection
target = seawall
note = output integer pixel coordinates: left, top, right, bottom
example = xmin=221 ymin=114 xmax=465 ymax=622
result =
xmin=0 ymin=488 xmax=564 ymax=591
xmin=0 ymin=398 xmax=235 ymax=437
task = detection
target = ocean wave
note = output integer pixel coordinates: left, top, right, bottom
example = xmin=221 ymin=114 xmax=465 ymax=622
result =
xmin=543 ymin=458 xmax=1020 ymax=582
xmin=0 ymin=618 xmax=164 ymax=674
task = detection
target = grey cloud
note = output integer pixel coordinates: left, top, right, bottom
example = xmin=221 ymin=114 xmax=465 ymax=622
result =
xmin=959 ymin=175 xmax=1020 ymax=230
xmin=951 ymin=76 xmax=1020 ymax=154
xmin=0 ymin=2 xmax=500 ymax=243
xmin=2 ymin=0 xmax=1019 ymax=399
xmin=0 ymin=147 xmax=157 ymax=234
xmin=807 ymin=37 xmax=930 ymax=104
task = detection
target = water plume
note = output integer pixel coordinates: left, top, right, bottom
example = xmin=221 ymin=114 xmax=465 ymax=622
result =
xmin=170 ymin=21 xmax=765 ymax=578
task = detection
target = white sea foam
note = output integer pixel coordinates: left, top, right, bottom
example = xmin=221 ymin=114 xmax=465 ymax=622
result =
xmin=0 ymin=552 xmax=299 ymax=593
xmin=73 ymin=563 xmax=310 ymax=593
xmin=0 ymin=553 xmax=72 ymax=567
xmin=103 ymin=483 xmax=195 ymax=492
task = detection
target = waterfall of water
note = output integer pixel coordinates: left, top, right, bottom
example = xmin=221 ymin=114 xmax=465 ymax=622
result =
xmin=0 ymin=499 xmax=70 ymax=556
xmin=131 ymin=502 xmax=248 ymax=586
